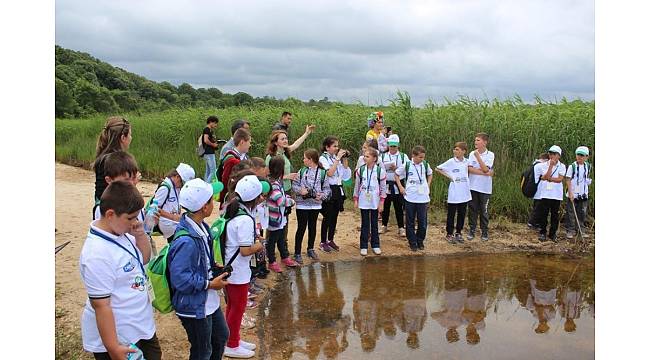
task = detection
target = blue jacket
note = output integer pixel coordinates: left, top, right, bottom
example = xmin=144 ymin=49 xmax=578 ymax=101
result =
xmin=168 ymin=214 xmax=216 ymax=319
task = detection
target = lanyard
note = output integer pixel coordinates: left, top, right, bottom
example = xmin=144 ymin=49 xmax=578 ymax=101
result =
xmin=165 ymin=178 xmax=180 ymax=213
xmin=188 ymin=218 xmax=215 ymax=269
xmin=413 ymin=162 xmax=424 ymax=184
xmin=89 ymin=228 xmax=146 ymax=278
xmin=302 ymin=167 xmax=319 ymax=190
xmin=366 ymin=165 xmax=375 ymax=193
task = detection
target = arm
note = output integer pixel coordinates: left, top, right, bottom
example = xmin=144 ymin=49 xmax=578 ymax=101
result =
xmin=472 ymin=151 xmax=491 ymax=173
xmin=240 ymin=242 xmax=264 ymax=256
xmin=353 ymin=170 xmax=360 ymax=206
xmin=203 ymin=133 xmax=219 ymax=149
xmin=129 ymin=224 xmax=151 ymax=264
xmin=168 ymin=240 xmax=209 ymax=294
xmin=435 ymin=167 xmax=453 ymax=181
xmin=155 ymin=187 xmax=180 ymax=221
xmin=378 ymin=172 xmax=387 ymax=212
xmin=565 ymin=177 xmax=574 ymax=200
xmin=287 ymin=125 xmax=315 ymax=152
xmin=90 ymin=299 xmax=136 ymax=359
xmin=395 ymin=174 xmax=406 ymax=195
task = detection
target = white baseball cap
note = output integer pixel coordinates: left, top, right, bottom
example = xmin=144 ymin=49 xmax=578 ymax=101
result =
xmin=387 ymin=134 xmax=400 ymax=146
xmin=179 ymin=178 xmax=213 ymax=212
xmin=235 ymin=175 xmax=263 ymax=202
xmin=575 ymin=146 xmax=589 ymax=156
xmin=548 ymin=145 xmax=562 ymax=155
xmin=176 ymin=163 xmax=196 ymax=183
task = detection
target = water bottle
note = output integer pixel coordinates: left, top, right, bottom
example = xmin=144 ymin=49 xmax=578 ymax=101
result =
xmin=143 ymin=199 xmax=158 ymax=234
xmin=118 ymin=335 xmax=145 ymax=360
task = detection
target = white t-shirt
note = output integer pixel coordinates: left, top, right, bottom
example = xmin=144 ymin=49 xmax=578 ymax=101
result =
xmin=354 ymin=164 xmax=387 ymax=209
xmin=186 ymin=218 xmax=220 ymax=316
xmin=254 ymin=203 xmax=269 ymax=231
xmin=319 ymin=152 xmax=352 ymax=186
xmin=533 ymin=161 xmax=566 ymax=200
xmin=154 ymin=178 xmax=181 ymax=239
xmin=436 ymin=157 xmax=472 ymax=204
xmin=380 ymin=151 xmax=410 ymax=194
xmin=224 ymin=210 xmax=256 ymax=285
xmin=468 ymin=150 xmax=495 ymax=194
xmin=79 ymin=222 xmax=155 ymax=352
xmin=356 ymin=155 xmax=386 ymax=171
xmin=395 ymin=160 xmax=433 ymax=204
xmin=565 ymin=162 xmax=591 ymax=197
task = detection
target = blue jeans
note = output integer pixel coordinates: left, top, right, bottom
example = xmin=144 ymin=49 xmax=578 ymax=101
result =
xmin=178 ymin=308 xmax=229 ymax=360
xmin=360 ymin=209 xmax=380 ymax=249
xmin=204 ymin=154 xmax=217 ymax=182
xmin=404 ymin=201 xmax=428 ymax=248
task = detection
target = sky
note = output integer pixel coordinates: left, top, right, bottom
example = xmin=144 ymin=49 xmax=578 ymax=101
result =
xmin=55 ymin=0 xmax=594 ymax=106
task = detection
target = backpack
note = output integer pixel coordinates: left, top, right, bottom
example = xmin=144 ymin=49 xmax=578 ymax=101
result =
xmin=196 ymin=134 xmax=205 ymax=157
xmin=358 ymin=164 xmax=383 ymax=184
xmin=216 ymin=150 xmax=239 ymax=184
xmin=298 ymin=166 xmax=327 ymax=189
xmin=520 ymin=160 xmax=542 ymax=198
xmin=146 ymin=228 xmax=191 ymax=314
xmin=403 ymin=160 xmax=428 ymax=182
xmin=381 ymin=152 xmax=406 ymax=166
xmin=570 ymin=161 xmax=591 ymax=180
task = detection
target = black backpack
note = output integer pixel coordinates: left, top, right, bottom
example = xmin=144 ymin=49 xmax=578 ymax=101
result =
xmin=520 ymin=160 xmax=542 ymax=198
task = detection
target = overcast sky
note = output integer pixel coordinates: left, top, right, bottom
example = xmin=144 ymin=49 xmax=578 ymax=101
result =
xmin=55 ymin=0 xmax=594 ymax=106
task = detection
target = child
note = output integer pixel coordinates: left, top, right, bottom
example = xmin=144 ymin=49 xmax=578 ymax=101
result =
xmin=467 ymin=133 xmax=495 ymax=241
xmin=533 ymin=145 xmax=566 ymax=242
xmin=266 ymin=156 xmax=299 ymax=272
xmin=218 ymin=127 xmax=252 ymax=201
xmin=79 ymin=180 xmax=162 ymax=360
xmin=223 ymin=175 xmax=266 ymax=358
xmin=292 ymin=149 xmax=332 ymax=263
xmin=396 ymin=145 xmax=433 ymax=251
xmin=356 ymin=138 xmax=385 ymax=171
xmin=168 ymin=178 xmax=230 ymax=360
xmin=250 ymin=157 xmax=271 ymax=279
xmin=379 ymin=134 xmax=410 ymax=236
xmin=564 ymin=146 xmax=592 ymax=239
xmin=153 ymin=163 xmax=195 ymax=243
xmin=527 ymin=152 xmax=550 ymax=229
xmin=354 ymin=148 xmax=387 ymax=255
xmin=319 ymin=136 xmax=352 ymax=252
xmin=436 ymin=142 xmax=472 ymax=244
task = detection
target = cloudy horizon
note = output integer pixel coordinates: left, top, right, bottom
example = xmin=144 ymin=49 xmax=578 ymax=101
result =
xmin=55 ymin=0 xmax=594 ymax=106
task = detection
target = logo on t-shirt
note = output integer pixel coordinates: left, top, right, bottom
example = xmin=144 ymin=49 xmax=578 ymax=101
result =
xmin=131 ymin=275 xmax=146 ymax=291
xmin=168 ymin=197 xmax=177 ymax=203
xmin=122 ymin=260 xmax=135 ymax=272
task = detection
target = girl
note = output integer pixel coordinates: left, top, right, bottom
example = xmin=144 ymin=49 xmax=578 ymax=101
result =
xmin=93 ymin=116 xmax=133 ymax=216
xmin=355 ymin=139 xmax=382 ymax=171
xmin=154 ymin=163 xmax=195 ymax=243
xmin=436 ymin=142 xmax=472 ymax=244
xmin=250 ymin=157 xmax=271 ymax=279
xmin=354 ymin=148 xmax=387 ymax=256
xmin=223 ymin=175 xmax=265 ymax=358
xmin=266 ymin=156 xmax=299 ymax=272
xmin=292 ymin=149 xmax=331 ymax=263
xmin=318 ymin=136 xmax=352 ymax=252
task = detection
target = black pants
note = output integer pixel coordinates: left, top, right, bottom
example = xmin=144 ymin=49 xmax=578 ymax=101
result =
xmin=320 ymin=185 xmax=344 ymax=243
xmin=266 ymin=228 xmax=290 ymax=263
xmin=565 ymin=198 xmax=588 ymax=233
xmin=93 ymin=333 xmax=162 ymax=360
xmin=446 ymin=202 xmax=468 ymax=235
xmin=360 ymin=209 xmax=380 ymax=249
xmin=528 ymin=199 xmax=541 ymax=226
xmin=295 ymin=209 xmax=319 ymax=254
xmin=468 ymin=190 xmax=490 ymax=235
xmin=404 ymin=201 xmax=428 ymax=248
xmin=535 ymin=198 xmax=561 ymax=238
xmin=382 ymin=187 xmax=405 ymax=228
xmin=178 ymin=309 xmax=229 ymax=360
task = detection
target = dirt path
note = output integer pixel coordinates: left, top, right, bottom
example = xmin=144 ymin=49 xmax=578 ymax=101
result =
xmin=55 ymin=163 xmax=592 ymax=359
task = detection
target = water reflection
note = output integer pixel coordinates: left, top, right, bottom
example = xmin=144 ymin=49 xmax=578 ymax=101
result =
xmin=258 ymin=254 xmax=594 ymax=360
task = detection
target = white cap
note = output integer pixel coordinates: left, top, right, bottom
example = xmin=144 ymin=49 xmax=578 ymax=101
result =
xmin=575 ymin=146 xmax=589 ymax=156
xmin=176 ymin=163 xmax=196 ymax=182
xmin=548 ymin=145 xmax=562 ymax=155
xmin=179 ymin=178 xmax=213 ymax=212
xmin=235 ymin=175 xmax=263 ymax=202
xmin=387 ymin=134 xmax=400 ymax=146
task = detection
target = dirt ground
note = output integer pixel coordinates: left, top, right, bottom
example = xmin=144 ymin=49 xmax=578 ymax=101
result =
xmin=55 ymin=163 xmax=594 ymax=359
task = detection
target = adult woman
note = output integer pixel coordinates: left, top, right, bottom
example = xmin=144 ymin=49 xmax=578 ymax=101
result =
xmin=265 ymin=130 xmax=299 ymax=191
xmin=365 ymin=112 xmax=387 ymax=153
xmin=93 ymin=116 xmax=133 ymax=214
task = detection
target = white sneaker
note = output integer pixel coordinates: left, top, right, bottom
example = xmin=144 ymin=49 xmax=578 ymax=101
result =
xmin=398 ymin=228 xmax=406 ymax=237
xmin=379 ymin=225 xmax=386 ymax=234
xmin=239 ymin=340 xmax=256 ymax=351
xmin=372 ymin=247 xmax=382 ymax=255
xmin=224 ymin=345 xmax=255 ymax=358
xmin=360 ymin=248 xmax=368 ymax=256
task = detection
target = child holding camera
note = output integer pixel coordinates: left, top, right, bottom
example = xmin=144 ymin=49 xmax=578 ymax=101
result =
xmin=319 ymin=136 xmax=352 ymax=253
xmin=167 ymin=178 xmax=230 ymax=360
xmin=354 ymin=148 xmax=387 ymax=256
xmin=292 ymin=148 xmax=332 ymax=263
xmin=564 ymin=146 xmax=592 ymax=239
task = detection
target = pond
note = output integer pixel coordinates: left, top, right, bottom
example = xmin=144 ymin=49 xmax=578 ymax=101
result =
xmin=256 ymin=253 xmax=594 ymax=360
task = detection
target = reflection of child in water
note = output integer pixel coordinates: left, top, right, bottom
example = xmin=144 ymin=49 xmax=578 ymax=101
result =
xmin=526 ymin=279 xmax=557 ymax=334
xmin=560 ymin=288 xmax=582 ymax=333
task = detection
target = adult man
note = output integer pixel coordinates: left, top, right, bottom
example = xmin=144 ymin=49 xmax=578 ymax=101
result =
xmin=202 ymin=116 xmax=220 ymax=182
xmin=272 ymin=111 xmax=316 ymax=150
xmin=220 ymin=119 xmax=251 ymax=161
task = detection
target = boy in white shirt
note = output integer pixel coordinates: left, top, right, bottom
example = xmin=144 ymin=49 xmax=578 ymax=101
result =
xmin=533 ymin=145 xmax=566 ymax=242
xmin=564 ymin=146 xmax=592 ymax=239
xmin=395 ymin=145 xmax=432 ymax=251
xmin=467 ymin=133 xmax=495 ymax=241
xmin=153 ymin=163 xmax=195 ymax=243
xmin=436 ymin=142 xmax=472 ymax=244
xmin=79 ymin=180 xmax=161 ymax=360
xmin=380 ymin=134 xmax=410 ymax=236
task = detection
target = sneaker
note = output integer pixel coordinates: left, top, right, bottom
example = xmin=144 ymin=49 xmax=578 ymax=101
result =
xmin=455 ymin=233 xmax=464 ymax=244
xmin=247 ymin=291 xmax=258 ymax=300
xmin=293 ymin=254 xmax=303 ymax=265
xmin=268 ymin=262 xmax=282 ymax=273
xmin=246 ymin=300 xmax=259 ymax=309
xmin=241 ymin=314 xmax=256 ymax=330
xmin=239 ymin=340 xmax=257 ymax=351
xmin=481 ymin=233 xmax=489 ymax=241
xmin=360 ymin=248 xmax=368 ymax=256
xmin=467 ymin=231 xmax=475 ymax=241
xmin=446 ymin=234 xmax=455 ymax=244
xmin=379 ymin=225 xmax=386 ymax=234
xmin=527 ymin=223 xmax=537 ymax=230
xmin=418 ymin=244 xmax=425 ymax=250
xmin=582 ymin=233 xmax=590 ymax=239
xmin=566 ymin=231 xmax=575 ymax=239
xmin=307 ymin=249 xmax=319 ymax=261
xmin=410 ymin=246 xmax=418 ymax=252
xmin=281 ymin=257 xmax=299 ymax=267
xmin=319 ymin=242 xmax=333 ymax=253
xmin=399 ymin=228 xmax=406 ymax=237
xmin=372 ymin=247 xmax=382 ymax=255
xmin=538 ymin=233 xmax=547 ymax=242
xmin=327 ymin=240 xmax=340 ymax=251
xmin=549 ymin=235 xmax=558 ymax=243
xmin=224 ymin=345 xmax=255 ymax=358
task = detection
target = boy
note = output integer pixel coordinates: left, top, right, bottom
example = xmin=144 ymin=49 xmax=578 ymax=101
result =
xmin=527 ymin=152 xmax=550 ymax=229
xmin=467 ymin=133 xmax=495 ymax=241
xmin=202 ymin=115 xmax=221 ymax=182
xmin=220 ymin=119 xmax=250 ymax=160
xmin=396 ymin=145 xmax=433 ymax=251
xmin=219 ymin=128 xmax=252 ymax=201
xmin=533 ymin=145 xmax=566 ymax=242
xmin=79 ymin=181 xmax=162 ymax=360
xmin=436 ymin=142 xmax=472 ymax=244
xmin=564 ymin=146 xmax=592 ymax=239
xmin=380 ymin=134 xmax=409 ymax=236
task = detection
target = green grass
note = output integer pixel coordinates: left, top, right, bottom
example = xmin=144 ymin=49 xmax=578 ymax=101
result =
xmin=55 ymin=96 xmax=595 ymax=221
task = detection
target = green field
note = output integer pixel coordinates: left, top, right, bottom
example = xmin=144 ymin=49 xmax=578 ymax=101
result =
xmin=55 ymin=96 xmax=595 ymax=221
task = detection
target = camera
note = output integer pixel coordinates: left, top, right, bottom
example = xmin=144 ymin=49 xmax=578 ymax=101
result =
xmin=303 ymin=188 xmax=317 ymax=199
xmin=385 ymin=126 xmax=392 ymax=133
xmin=575 ymin=194 xmax=588 ymax=201
xmin=217 ymin=139 xmax=228 ymax=144
xmin=211 ymin=265 xmax=232 ymax=280
xmin=340 ymin=150 xmax=350 ymax=159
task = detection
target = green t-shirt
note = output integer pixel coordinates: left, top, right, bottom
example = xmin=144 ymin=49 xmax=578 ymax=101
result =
xmin=265 ymin=151 xmax=292 ymax=192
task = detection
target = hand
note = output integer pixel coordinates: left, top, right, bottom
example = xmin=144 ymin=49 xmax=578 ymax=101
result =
xmin=378 ymin=204 xmax=384 ymax=213
xmin=173 ymin=213 xmax=182 ymax=222
xmin=107 ymin=344 xmax=137 ymax=360
xmin=549 ymin=158 xmax=558 ymax=166
xmin=488 ymin=169 xmax=495 ymax=177
xmin=568 ymin=191 xmax=574 ymax=201
xmin=300 ymin=187 xmax=308 ymax=196
xmin=208 ymin=272 xmax=229 ymax=290
xmin=287 ymin=173 xmax=299 ymax=181
xmin=399 ymin=187 xmax=405 ymax=195
xmin=354 ymin=200 xmax=359 ymax=208
xmin=306 ymin=124 xmax=316 ymax=133
xmin=315 ymin=193 xmax=323 ymax=201
xmin=337 ymin=149 xmax=347 ymax=159
xmin=389 ymin=163 xmax=397 ymax=170
xmin=129 ymin=220 xmax=146 ymax=238
xmin=153 ymin=210 xmax=161 ymax=225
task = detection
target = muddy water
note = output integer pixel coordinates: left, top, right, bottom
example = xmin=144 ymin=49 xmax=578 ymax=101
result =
xmin=256 ymin=253 xmax=594 ymax=360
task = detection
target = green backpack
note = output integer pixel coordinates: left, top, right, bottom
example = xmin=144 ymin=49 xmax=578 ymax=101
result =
xmin=298 ymin=166 xmax=327 ymax=189
xmin=146 ymin=228 xmax=188 ymax=314
xmin=403 ymin=160 xmax=429 ymax=182
xmin=359 ymin=164 xmax=382 ymax=181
